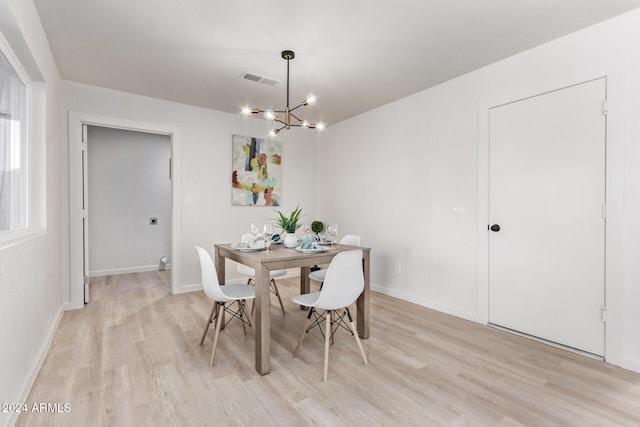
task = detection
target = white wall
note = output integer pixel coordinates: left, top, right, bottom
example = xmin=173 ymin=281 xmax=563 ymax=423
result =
xmin=319 ymin=9 xmax=640 ymax=372
xmin=0 ymin=1 xmax=63 ymax=426
xmin=62 ymin=81 xmax=319 ymax=296
xmin=87 ymin=126 xmax=171 ymax=275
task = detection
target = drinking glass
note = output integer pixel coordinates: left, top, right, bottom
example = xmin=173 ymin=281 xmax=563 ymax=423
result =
xmin=300 ymin=223 xmax=310 ymax=236
xmin=250 ymin=220 xmax=260 ymax=238
xmin=263 ymin=223 xmax=274 ymax=252
xmin=327 ymin=223 xmax=338 ymax=247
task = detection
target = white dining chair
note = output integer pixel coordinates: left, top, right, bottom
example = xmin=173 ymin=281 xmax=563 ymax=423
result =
xmin=195 ymin=246 xmax=255 ymax=367
xmin=309 ymin=234 xmax=360 ymax=286
xmin=237 ymin=233 xmax=287 ymax=316
xmin=293 ymin=249 xmax=368 ymax=381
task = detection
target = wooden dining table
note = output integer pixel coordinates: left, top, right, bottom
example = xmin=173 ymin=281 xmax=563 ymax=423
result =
xmin=214 ymin=242 xmax=371 ymax=375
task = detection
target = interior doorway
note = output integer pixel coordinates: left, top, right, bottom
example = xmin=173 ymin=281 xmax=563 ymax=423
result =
xmin=68 ymin=112 xmax=181 ymax=310
xmin=86 ymin=126 xmax=171 ymax=284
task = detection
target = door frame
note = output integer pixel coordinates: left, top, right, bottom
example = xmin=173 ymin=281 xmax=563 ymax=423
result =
xmin=478 ymin=72 xmax=626 ymax=366
xmin=67 ymin=112 xmax=181 ymax=309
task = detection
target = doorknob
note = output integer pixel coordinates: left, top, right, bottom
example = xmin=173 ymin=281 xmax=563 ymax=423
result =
xmin=490 ymin=224 xmax=501 ymax=232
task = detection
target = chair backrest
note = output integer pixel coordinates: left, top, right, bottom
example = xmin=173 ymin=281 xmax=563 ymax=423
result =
xmin=313 ymin=250 xmax=364 ymax=310
xmin=195 ymin=246 xmax=229 ymax=302
xmin=237 ymin=234 xmax=257 ymax=276
xmin=340 ymin=234 xmax=360 ymax=246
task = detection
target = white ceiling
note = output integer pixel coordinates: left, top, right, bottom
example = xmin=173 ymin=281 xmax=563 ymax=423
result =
xmin=34 ymin=0 xmax=640 ymax=126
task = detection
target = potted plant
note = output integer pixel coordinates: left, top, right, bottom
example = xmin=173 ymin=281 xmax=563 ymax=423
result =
xmin=274 ymin=206 xmax=303 ymax=247
xmin=311 ymin=220 xmax=324 ymax=237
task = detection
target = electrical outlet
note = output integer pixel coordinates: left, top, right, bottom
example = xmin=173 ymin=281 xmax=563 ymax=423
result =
xmin=452 ymin=202 xmax=464 ymax=214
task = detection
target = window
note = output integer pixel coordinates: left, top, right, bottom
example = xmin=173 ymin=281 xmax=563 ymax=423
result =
xmin=0 ymin=28 xmax=45 ymax=248
xmin=0 ymin=47 xmax=28 ymax=233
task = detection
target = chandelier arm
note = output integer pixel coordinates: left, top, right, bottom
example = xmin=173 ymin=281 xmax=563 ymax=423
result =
xmin=289 ymin=112 xmax=304 ymax=121
xmin=289 ymin=102 xmax=307 ymax=112
xmin=253 ymin=109 xmax=287 ymax=114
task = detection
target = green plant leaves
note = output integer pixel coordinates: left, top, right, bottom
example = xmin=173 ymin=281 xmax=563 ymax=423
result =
xmin=274 ymin=205 xmax=303 ymax=233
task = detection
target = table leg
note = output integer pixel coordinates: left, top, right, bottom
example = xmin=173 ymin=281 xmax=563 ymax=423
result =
xmin=214 ymin=246 xmax=226 ymax=330
xmin=300 ymin=266 xmax=311 ymax=310
xmin=254 ymin=263 xmax=271 ymax=375
xmin=357 ymin=251 xmax=370 ymax=339
xmin=214 ymin=246 xmax=225 ymax=285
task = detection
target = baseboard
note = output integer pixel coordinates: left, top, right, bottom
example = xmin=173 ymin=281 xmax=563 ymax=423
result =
xmin=173 ymin=282 xmax=202 ymax=294
xmin=6 ymin=305 xmax=63 ymax=427
xmin=622 ymin=355 xmax=640 ymax=374
xmin=63 ymin=301 xmax=83 ymax=311
xmin=371 ymin=283 xmax=479 ymax=323
xmin=89 ymin=264 xmax=170 ymax=277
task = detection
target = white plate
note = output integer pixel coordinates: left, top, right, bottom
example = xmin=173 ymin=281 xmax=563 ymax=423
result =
xmin=231 ymin=243 xmax=265 ymax=252
xmin=295 ymin=246 xmax=329 ymax=253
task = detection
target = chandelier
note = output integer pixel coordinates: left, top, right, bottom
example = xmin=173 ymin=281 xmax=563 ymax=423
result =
xmin=241 ymin=50 xmax=325 ymax=137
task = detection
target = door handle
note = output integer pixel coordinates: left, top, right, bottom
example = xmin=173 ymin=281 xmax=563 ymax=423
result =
xmin=490 ymin=224 xmax=501 ymax=232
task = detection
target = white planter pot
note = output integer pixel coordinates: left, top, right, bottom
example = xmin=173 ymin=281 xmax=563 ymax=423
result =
xmin=283 ymin=233 xmax=298 ymax=248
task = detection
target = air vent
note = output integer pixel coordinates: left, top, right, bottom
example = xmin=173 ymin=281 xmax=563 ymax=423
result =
xmin=242 ymin=72 xmax=280 ymax=86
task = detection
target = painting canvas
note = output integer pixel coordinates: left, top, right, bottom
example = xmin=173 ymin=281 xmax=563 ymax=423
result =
xmin=231 ymin=135 xmax=282 ymax=206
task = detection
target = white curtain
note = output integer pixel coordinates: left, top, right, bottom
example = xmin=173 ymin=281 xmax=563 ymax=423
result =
xmin=0 ymin=49 xmax=28 ymax=232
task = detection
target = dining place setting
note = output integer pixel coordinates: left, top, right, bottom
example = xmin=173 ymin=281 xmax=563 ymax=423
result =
xmin=230 ymin=220 xmax=283 ymax=252
xmin=230 ymin=215 xmax=340 ymax=255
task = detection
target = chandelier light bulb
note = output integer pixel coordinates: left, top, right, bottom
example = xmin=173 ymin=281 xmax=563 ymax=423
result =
xmin=305 ymin=93 xmax=317 ymax=106
xmin=264 ymin=109 xmax=276 ymax=121
xmin=241 ymin=106 xmax=252 ymax=116
xmin=316 ymin=122 xmax=326 ymax=131
xmin=300 ymin=119 xmax=309 ymax=127
xmin=269 ymin=129 xmax=279 ymax=137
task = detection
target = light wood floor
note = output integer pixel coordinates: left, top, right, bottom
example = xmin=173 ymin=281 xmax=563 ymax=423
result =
xmin=17 ymin=271 xmax=640 ymax=426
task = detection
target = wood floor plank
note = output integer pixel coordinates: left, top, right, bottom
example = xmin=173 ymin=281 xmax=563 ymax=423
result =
xmin=16 ymin=272 xmax=640 ymax=426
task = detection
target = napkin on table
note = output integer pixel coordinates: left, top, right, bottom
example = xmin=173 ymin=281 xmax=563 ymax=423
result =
xmin=300 ymin=234 xmax=321 ymax=250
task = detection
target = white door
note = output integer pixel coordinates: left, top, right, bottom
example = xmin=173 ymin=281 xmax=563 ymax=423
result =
xmin=489 ymin=79 xmax=606 ymax=356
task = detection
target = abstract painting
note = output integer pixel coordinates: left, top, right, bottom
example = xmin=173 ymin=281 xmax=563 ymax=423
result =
xmin=231 ymin=134 xmax=282 ymax=206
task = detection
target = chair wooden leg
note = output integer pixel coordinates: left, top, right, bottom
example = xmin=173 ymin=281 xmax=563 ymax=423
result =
xmin=271 ymin=279 xmax=286 ymax=316
xmin=346 ymin=309 xmax=368 ymax=365
xmin=200 ymin=302 xmax=217 ymax=345
xmin=324 ymin=310 xmax=331 ymax=382
xmin=238 ymin=300 xmax=247 ymax=336
xmin=210 ymin=302 xmax=224 ymax=367
xmin=294 ymin=308 xmax=314 ymax=357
